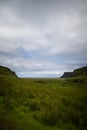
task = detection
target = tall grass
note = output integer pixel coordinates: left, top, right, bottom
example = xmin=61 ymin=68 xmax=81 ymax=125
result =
xmin=0 ymin=76 xmax=87 ymax=130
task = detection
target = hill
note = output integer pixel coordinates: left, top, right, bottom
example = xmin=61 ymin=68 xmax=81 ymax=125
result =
xmin=60 ymin=66 xmax=87 ymax=78
xmin=0 ymin=66 xmax=17 ymax=77
xmin=73 ymin=66 xmax=87 ymax=77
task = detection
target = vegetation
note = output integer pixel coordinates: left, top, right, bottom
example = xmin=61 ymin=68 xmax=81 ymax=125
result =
xmin=0 ymin=66 xmax=87 ymax=130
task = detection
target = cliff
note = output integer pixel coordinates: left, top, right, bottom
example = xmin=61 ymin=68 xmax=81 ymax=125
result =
xmin=60 ymin=66 xmax=87 ymax=78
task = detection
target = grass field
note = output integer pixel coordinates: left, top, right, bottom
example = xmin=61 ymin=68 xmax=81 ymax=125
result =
xmin=0 ymin=76 xmax=87 ymax=130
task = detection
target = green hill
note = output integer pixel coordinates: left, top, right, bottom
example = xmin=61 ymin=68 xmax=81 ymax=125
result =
xmin=0 ymin=66 xmax=17 ymax=77
xmin=61 ymin=66 xmax=87 ymax=78
xmin=73 ymin=66 xmax=87 ymax=78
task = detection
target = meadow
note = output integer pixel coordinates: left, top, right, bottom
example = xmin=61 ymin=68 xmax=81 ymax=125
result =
xmin=0 ymin=76 xmax=87 ymax=130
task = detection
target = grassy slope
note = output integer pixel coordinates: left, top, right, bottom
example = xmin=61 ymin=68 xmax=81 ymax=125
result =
xmin=0 ymin=75 xmax=87 ymax=130
xmin=0 ymin=66 xmax=17 ymax=77
xmin=73 ymin=66 xmax=87 ymax=78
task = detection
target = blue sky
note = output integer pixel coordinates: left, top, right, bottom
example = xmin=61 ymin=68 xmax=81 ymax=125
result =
xmin=0 ymin=0 xmax=87 ymax=77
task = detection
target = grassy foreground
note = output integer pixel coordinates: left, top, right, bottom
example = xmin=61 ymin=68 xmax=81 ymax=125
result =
xmin=0 ymin=76 xmax=87 ymax=130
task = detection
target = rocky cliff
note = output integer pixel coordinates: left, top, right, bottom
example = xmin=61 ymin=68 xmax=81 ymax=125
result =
xmin=60 ymin=66 xmax=87 ymax=78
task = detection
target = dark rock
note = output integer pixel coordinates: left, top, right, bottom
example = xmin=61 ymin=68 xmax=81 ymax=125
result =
xmin=60 ymin=72 xmax=73 ymax=78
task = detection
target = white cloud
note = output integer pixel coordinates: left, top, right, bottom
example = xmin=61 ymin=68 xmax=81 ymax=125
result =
xmin=0 ymin=0 xmax=87 ymax=77
xmin=0 ymin=1 xmax=87 ymax=54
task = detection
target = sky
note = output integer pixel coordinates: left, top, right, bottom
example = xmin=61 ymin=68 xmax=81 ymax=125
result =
xmin=0 ymin=0 xmax=87 ymax=77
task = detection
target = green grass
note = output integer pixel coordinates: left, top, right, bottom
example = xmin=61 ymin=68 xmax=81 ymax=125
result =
xmin=0 ymin=75 xmax=87 ymax=130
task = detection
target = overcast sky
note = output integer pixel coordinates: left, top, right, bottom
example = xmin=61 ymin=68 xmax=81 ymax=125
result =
xmin=0 ymin=0 xmax=87 ymax=77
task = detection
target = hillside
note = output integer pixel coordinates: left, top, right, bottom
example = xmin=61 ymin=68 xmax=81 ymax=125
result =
xmin=60 ymin=66 xmax=87 ymax=78
xmin=73 ymin=66 xmax=87 ymax=77
xmin=0 ymin=66 xmax=17 ymax=77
